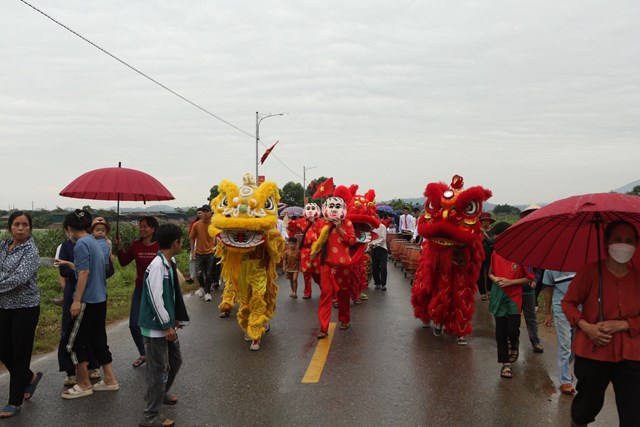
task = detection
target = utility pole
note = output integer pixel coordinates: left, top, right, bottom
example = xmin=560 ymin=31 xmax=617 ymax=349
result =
xmin=302 ymin=165 xmax=317 ymax=205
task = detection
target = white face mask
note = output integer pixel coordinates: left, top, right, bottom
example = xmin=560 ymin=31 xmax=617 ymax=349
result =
xmin=608 ymin=243 xmax=636 ymax=264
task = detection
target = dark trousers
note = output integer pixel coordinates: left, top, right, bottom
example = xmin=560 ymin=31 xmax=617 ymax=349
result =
xmin=58 ymin=283 xmax=99 ymax=375
xmin=67 ymin=302 xmax=113 ymax=366
xmin=494 ymin=314 xmax=520 ymax=363
xmin=143 ymin=336 xmax=182 ymax=420
xmin=371 ymin=247 xmax=388 ymax=286
xmin=195 ymin=253 xmax=215 ymax=293
xmin=129 ymin=287 xmax=145 ymax=356
xmin=0 ymin=306 xmax=40 ymax=406
xmin=212 ymin=256 xmax=222 ymax=285
xmin=572 ymin=356 xmax=640 ymax=426
xmin=477 ymin=264 xmax=492 ymax=295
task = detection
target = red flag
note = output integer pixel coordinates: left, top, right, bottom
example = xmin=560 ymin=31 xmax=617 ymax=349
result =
xmin=312 ymin=177 xmax=334 ymax=199
xmin=260 ymin=141 xmax=279 ymax=165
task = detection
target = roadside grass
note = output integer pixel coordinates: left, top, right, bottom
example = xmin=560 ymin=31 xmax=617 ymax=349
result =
xmin=34 ymin=250 xmax=194 ymax=354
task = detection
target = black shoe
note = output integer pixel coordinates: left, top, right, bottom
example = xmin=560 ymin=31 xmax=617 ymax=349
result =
xmin=381 ymin=286 xmax=387 ymax=291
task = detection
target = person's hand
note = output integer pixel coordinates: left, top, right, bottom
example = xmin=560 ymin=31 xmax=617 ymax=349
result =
xmin=597 ymin=320 xmax=628 ymax=335
xmin=543 ymin=314 xmax=553 ymax=327
xmin=494 ymin=277 xmax=508 ymax=287
xmin=582 ymin=321 xmax=612 ymax=346
xmin=191 ymin=252 xmax=196 ymax=261
xmin=165 ymin=327 xmax=177 ymax=342
xmin=70 ymin=300 xmax=81 ymax=318
xmin=113 ymin=237 xmax=121 ymax=249
xmin=176 ymin=321 xmax=183 ymax=329
xmin=530 ymin=281 xmax=537 ymax=289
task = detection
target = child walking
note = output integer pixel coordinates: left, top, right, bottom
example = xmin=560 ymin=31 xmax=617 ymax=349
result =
xmin=138 ymin=224 xmax=190 ymax=427
xmin=282 ymin=237 xmax=301 ymax=298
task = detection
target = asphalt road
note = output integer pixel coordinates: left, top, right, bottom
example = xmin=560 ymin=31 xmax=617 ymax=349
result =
xmin=0 ymin=261 xmax=619 ymax=427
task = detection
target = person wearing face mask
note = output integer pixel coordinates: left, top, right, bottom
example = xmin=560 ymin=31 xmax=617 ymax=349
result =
xmin=562 ymin=220 xmax=640 ymax=427
xmin=310 ymin=187 xmax=356 ymax=339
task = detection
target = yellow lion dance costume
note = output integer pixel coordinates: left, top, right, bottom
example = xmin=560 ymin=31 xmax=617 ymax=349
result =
xmin=210 ymin=173 xmax=285 ymax=350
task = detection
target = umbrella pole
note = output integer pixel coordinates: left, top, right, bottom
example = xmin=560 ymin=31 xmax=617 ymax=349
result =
xmin=116 ymin=194 xmax=120 ymax=239
xmin=595 ymin=217 xmax=604 ymax=322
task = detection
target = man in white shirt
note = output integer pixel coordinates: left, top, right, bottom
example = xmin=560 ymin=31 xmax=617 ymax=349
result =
xmin=368 ymin=223 xmax=388 ymax=290
xmin=398 ymin=207 xmax=415 ymax=242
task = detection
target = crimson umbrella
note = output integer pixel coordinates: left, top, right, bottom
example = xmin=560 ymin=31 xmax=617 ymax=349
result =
xmin=494 ymin=192 xmax=640 ymax=319
xmin=60 ymin=162 xmax=175 ymax=235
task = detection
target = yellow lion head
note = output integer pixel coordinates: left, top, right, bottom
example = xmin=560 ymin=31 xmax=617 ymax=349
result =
xmin=210 ymin=173 xmax=280 ymax=248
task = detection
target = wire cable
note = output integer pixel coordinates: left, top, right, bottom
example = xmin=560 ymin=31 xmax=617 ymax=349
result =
xmin=19 ymin=0 xmax=304 ymax=179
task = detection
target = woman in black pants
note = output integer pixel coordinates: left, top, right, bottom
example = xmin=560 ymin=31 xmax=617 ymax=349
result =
xmin=0 ymin=212 xmax=43 ymax=419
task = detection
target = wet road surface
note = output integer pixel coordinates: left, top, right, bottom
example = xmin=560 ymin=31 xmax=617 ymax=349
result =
xmin=1 ymin=261 xmax=619 ymax=426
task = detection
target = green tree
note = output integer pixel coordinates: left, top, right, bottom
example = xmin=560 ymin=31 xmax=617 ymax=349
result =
xmin=207 ymin=185 xmax=219 ymax=202
xmin=493 ymin=204 xmax=521 ymax=216
xmin=280 ymin=181 xmax=303 ymax=206
xmin=387 ymin=198 xmax=408 ymax=210
xmin=626 ymin=185 xmax=640 ymax=196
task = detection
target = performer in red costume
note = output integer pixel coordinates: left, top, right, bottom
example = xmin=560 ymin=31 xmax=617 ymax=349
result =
xmin=411 ymin=175 xmax=492 ymax=345
xmin=345 ymin=185 xmax=380 ymax=304
xmin=311 ymin=186 xmax=356 ymax=338
xmin=297 ymin=203 xmax=322 ymax=299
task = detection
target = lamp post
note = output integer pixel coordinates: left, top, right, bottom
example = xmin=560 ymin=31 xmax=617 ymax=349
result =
xmin=255 ymin=111 xmax=286 ymax=180
xmin=302 ymin=165 xmax=317 ymax=205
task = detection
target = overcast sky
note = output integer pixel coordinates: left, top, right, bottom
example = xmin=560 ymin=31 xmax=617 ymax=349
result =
xmin=2 ymin=0 xmax=639 ymax=211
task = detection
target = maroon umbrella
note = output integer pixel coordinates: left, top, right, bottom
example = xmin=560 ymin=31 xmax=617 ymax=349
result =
xmin=494 ymin=192 xmax=640 ymax=320
xmin=60 ymin=162 xmax=175 ymax=235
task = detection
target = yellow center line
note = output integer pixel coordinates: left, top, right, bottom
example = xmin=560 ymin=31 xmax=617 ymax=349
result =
xmin=301 ymin=322 xmax=337 ymax=383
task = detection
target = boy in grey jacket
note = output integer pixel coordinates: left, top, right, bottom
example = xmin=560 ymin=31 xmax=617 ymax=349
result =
xmin=139 ymin=224 xmax=189 ymax=427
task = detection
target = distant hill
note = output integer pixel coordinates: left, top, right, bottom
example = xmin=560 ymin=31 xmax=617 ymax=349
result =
xmin=110 ymin=205 xmax=177 ymax=213
xmin=613 ymin=179 xmax=640 ymax=194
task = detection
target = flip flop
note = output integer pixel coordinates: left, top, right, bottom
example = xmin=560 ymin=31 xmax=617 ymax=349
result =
xmin=24 ymin=372 xmax=43 ymax=401
xmin=0 ymin=405 xmax=20 ymax=419
xmin=132 ymin=357 xmax=146 ymax=368
xmin=61 ymin=384 xmax=94 ymax=399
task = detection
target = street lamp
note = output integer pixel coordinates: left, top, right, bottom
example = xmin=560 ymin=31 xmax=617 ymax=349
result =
xmin=302 ymin=165 xmax=317 ymax=205
xmin=255 ymin=111 xmax=286 ymax=180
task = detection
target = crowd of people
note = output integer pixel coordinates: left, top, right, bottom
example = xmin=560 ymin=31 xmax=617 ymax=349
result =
xmin=1 ymin=196 xmax=638 ymax=426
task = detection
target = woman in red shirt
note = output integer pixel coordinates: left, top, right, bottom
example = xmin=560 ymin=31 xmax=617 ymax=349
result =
xmin=114 ymin=216 xmax=160 ymax=368
xmin=562 ymin=220 xmax=640 ymax=427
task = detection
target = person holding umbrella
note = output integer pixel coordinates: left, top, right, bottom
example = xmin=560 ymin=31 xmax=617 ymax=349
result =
xmin=562 ymin=220 xmax=640 ymax=427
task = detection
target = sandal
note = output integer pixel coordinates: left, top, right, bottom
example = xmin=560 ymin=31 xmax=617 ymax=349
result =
xmin=0 ymin=405 xmax=20 ymax=419
xmin=480 ymin=294 xmax=488 ymax=301
xmin=533 ymin=344 xmax=544 ymax=353
xmin=132 ymin=356 xmax=146 ymax=368
xmin=163 ymin=393 xmax=178 ymax=405
xmin=138 ymin=416 xmax=175 ymax=427
xmin=219 ymin=311 xmax=230 ymax=318
xmin=339 ymin=322 xmax=350 ymax=330
xmin=508 ymin=347 xmax=519 ymax=363
xmin=501 ymin=364 xmax=513 ymax=379
xmin=560 ymin=384 xmax=576 ymax=395
xmin=61 ymin=384 xmax=94 ymax=399
xmin=24 ymin=372 xmax=43 ymax=400
xmin=317 ymin=331 xmax=329 ymax=339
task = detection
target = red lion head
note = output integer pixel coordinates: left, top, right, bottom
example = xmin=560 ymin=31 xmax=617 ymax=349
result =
xmin=346 ymin=184 xmax=381 ymax=244
xmin=417 ymin=175 xmax=492 ymax=246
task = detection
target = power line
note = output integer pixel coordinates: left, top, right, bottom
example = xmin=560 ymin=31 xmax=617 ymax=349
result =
xmin=19 ymin=0 xmax=306 ymax=179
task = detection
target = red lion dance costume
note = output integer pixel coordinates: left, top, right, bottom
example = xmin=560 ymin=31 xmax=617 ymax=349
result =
xmin=345 ymin=185 xmax=380 ymax=304
xmin=311 ymin=186 xmax=356 ymax=338
xmin=411 ymin=175 xmax=492 ymax=341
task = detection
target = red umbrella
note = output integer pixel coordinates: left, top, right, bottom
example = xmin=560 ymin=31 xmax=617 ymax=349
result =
xmin=60 ymin=162 xmax=175 ymax=235
xmin=494 ymin=192 xmax=640 ymax=320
